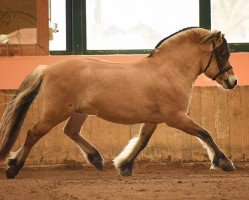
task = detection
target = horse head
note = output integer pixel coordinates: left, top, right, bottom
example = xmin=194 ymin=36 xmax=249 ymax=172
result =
xmin=201 ymin=30 xmax=237 ymax=89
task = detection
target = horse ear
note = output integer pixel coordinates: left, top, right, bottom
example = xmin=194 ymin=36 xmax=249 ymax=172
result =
xmin=213 ymin=31 xmax=223 ymax=48
xmin=200 ymin=30 xmax=219 ymax=43
xmin=200 ymin=30 xmax=223 ymax=51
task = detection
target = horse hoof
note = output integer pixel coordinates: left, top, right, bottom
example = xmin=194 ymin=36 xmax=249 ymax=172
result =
xmin=212 ymin=156 xmax=235 ymax=172
xmin=221 ymin=164 xmax=235 ymax=172
xmin=6 ymin=166 xmax=17 ymax=179
xmin=118 ymin=162 xmax=133 ymax=176
xmin=91 ymin=158 xmax=104 ymax=171
xmin=88 ymin=153 xmax=104 ymax=171
xmin=219 ymin=158 xmax=235 ymax=172
xmin=6 ymin=158 xmax=24 ymax=179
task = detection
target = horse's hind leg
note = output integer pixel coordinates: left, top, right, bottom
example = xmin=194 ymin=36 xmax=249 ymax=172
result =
xmin=113 ymin=123 xmax=157 ymax=176
xmin=6 ymin=118 xmax=58 ymax=179
xmin=63 ymin=113 xmax=104 ymax=171
xmin=171 ymin=113 xmax=235 ymax=172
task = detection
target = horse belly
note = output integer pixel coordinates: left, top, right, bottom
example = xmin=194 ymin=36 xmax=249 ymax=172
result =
xmin=97 ymin=111 xmax=163 ymax=125
xmin=78 ymin=97 xmax=164 ymax=125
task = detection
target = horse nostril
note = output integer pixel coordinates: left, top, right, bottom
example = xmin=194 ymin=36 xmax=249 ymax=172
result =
xmin=234 ymin=79 xmax=238 ymax=87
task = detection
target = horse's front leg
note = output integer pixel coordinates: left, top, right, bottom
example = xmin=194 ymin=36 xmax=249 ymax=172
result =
xmin=113 ymin=123 xmax=157 ymax=176
xmin=170 ymin=113 xmax=235 ymax=172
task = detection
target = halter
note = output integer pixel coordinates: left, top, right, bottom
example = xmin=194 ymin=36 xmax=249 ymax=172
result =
xmin=204 ymin=41 xmax=233 ymax=80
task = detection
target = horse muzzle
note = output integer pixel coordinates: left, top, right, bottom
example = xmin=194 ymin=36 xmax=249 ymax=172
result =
xmin=223 ymin=75 xmax=238 ymax=89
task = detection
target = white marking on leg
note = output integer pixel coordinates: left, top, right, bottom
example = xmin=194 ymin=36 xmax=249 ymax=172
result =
xmin=197 ymin=138 xmax=216 ymax=168
xmin=7 ymin=147 xmax=24 ymax=164
xmin=113 ymin=136 xmax=139 ymax=169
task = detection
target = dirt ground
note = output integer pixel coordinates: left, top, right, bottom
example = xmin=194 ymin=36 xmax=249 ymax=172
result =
xmin=0 ymin=162 xmax=249 ymax=200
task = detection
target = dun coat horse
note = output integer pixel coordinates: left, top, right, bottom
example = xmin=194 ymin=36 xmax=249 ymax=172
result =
xmin=0 ymin=27 xmax=238 ymax=178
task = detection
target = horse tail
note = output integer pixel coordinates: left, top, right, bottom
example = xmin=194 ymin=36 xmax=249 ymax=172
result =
xmin=0 ymin=65 xmax=45 ymax=161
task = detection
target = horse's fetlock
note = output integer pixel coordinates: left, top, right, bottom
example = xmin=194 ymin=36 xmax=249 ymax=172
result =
xmin=212 ymin=154 xmax=219 ymax=167
xmin=7 ymin=158 xmax=17 ymax=166
xmin=218 ymin=152 xmax=226 ymax=159
xmin=88 ymin=151 xmax=101 ymax=162
xmin=199 ymin=130 xmax=212 ymax=141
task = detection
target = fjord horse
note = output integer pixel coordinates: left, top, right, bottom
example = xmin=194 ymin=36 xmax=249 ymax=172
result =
xmin=0 ymin=27 xmax=237 ymax=178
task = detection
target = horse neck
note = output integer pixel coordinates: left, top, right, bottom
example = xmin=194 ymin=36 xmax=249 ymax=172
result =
xmin=146 ymin=41 xmax=203 ymax=87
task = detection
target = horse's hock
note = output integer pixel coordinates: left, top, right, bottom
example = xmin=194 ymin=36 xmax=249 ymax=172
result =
xmin=0 ymin=86 xmax=248 ymax=165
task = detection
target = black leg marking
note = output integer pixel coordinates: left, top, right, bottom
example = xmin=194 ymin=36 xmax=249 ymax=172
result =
xmin=197 ymin=130 xmax=214 ymax=143
xmin=87 ymin=152 xmax=104 ymax=171
xmin=140 ymin=136 xmax=150 ymax=150
xmin=6 ymin=159 xmax=24 ymax=179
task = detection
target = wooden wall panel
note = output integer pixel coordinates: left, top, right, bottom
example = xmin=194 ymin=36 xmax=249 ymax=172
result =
xmin=215 ymin=89 xmax=231 ymax=157
xmin=180 ymin=129 xmax=192 ymax=161
xmin=96 ymin=119 xmax=130 ymax=160
xmin=189 ymin=87 xmax=204 ymax=161
xmin=0 ymin=86 xmax=248 ymax=165
xmin=201 ymin=87 xmax=216 ymax=140
xmin=240 ymin=86 xmax=249 ymax=161
xmin=228 ymin=88 xmax=243 ymax=161
xmin=154 ymin=124 xmax=169 ymax=161
xmin=167 ymin=127 xmax=182 ymax=161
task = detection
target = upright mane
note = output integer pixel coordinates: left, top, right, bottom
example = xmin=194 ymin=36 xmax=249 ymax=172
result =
xmin=154 ymin=27 xmax=199 ymax=48
xmin=147 ymin=27 xmax=214 ymax=57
